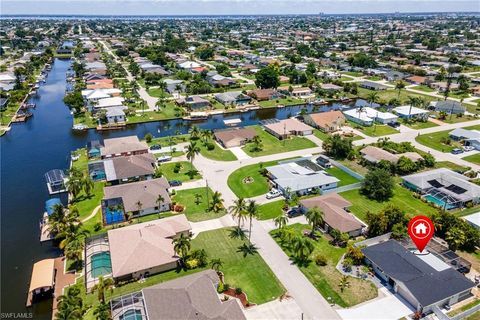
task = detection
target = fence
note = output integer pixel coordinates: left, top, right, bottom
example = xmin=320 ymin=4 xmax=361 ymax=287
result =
xmin=329 ymin=158 xmax=365 ymax=181
xmin=322 ymin=182 xmax=363 ymax=195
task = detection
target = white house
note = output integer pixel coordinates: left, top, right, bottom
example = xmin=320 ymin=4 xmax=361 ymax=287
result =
xmin=343 ymin=107 xmax=398 ymax=126
xmin=393 ymin=105 xmax=429 ymax=121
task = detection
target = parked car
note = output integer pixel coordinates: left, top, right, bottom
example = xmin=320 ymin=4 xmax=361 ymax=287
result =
xmin=169 ymin=180 xmax=182 ymax=187
xmin=266 ymin=188 xmax=282 ymax=199
xmin=157 ymin=155 xmax=172 ymax=163
xmin=451 ymin=148 xmax=464 ymax=155
xmin=463 ymin=146 xmax=475 ymax=152
xmin=150 ymin=144 xmax=162 ymax=150
xmin=388 ymin=122 xmax=400 ymax=128
xmin=287 ymin=207 xmax=302 ymax=218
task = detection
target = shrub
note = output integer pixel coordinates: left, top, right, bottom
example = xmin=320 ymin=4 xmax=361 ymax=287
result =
xmin=185 ymin=258 xmax=199 ymax=269
xmin=223 ymin=283 xmax=230 ymax=291
xmin=342 ymin=257 xmax=353 ymax=272
xmin=94 ymin=222 xmax=102 ymax=232
xmin=235 ymin=287 xmax=243 ymax=295
xmin=205 ymin=142 xmax=215 ymax=150
xmin=314 ymin=254 xmax=328 ymax=266
xmin=217 ymin=282 xmax=225 ymax=293
xmin=144 ymin=133 xmax=153 ymax=143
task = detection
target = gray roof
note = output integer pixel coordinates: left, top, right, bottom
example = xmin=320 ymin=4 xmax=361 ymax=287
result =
xmin=362 ymin=240 xmax=474 ymax=307
xmin=449 ymin=128 xmax=480 ymax=140
xmin=430 ymin=100 xmax=465 ymax=113
xmin=142 ymin=270 xmax=246 ymax=320
xmin=267 ymin=160 xmax=339 ymax=192
xmin=104 ymin=153 xmax=156 ymax=181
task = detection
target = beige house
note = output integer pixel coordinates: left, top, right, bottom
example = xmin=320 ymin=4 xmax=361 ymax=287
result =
xmin=108 ymin=214 xmax=191 ymax=281
xmin=263 ymin=118 xmax=313 ymax=139
xmin=304 ymin=111 xmax=346 ymax=132
xmin=214 ymin=127 xmax=257 ymax=148
xmin=100 ymin=136 xmax=149 ymax=159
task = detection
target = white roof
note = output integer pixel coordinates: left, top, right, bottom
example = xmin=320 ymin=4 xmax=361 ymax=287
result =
xmin=393 ymin=105 xmax=429 ymax=116
xmin=178 ymin=61 xmax=201 ymax=69
xmin=0 ymin=73 xmax=15 ymax=82
xmin=96 ymin=97 xmax=125 ymax=108
xmin=463 ymin=212 xmax=480 ymax=229
xmin=343 ymin=108 xmax=373 ymax=122
xmin=344 ymin=107 xmax=397 ymax=121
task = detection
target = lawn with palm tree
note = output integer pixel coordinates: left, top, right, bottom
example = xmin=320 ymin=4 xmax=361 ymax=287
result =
xmin=257 ymin=200 xmax=285 ymax=220
xmin=241 ymin=126 xmax=316 ymax=157
xmin=172 ymin=187 xmax=225 ymax=222
xmin=227 ymin=160 xmax=278 ymax=198
xmin=191 ymin=228 xmax=284 ymax=304
xmin=270 ymin=224 xmax=377 ymax=307
xmin=159 ymin=161 xmax=202 ymax=182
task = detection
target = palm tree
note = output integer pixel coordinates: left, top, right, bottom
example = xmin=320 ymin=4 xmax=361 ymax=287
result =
xmin=229 ymin=226 xmax=247 ymax=240
xmin=200 ymin=129 xmax=213 ymax=144
xmin=189 ymin=126 xmax=200 ymax=140
xmin=367 ymin=91 xmax=379 ymax=107
xmin=194 ymin=193 xmax=202 ymax=205
xmin=185 ymin=141 xmax=200 ymax=172
xmin=237 ymin=242 xmax=259 ymax=257
xmin=339 ymin=275 xmax=351 ymax=292
xmin=55 ymin=286 xmax=85 ymax=320
xmin=209 ymin=191 xmax=224 ymax=213
xmin=251 ymin=135 xmax=263 ymax=152
xmin=91 ymin=276 xmax=114 ymax=303
xmin=172 ymin=233 xmax=192 ymax=258
xmin=82 ymin=175 xmax=94 ymax=197
xmin=229 ymin=198 xmax=247 ymax=227
xmin=246 ymin=200 xmax=259 ymax=241
xmin=92 ymin=302 xmax=110 ymax=320
xmin=395 ymin=80 xmax=405 ymax=98
xmin=407 ymin=96 xmax=420 ymax=120
xmin=65 ymin=177 xmax=82 ymax=201
xmin=305 ymin=207 xmax=324 ymax=236
xmin=274 ymin=214 xmax=289 ymax=229
xmin=210 ymin=258 xmax=223 ymax=272
xmin=292 ymin=236 xmax=314 ymax=262
xmin=156 ymin=194 xmax=165 ymax=211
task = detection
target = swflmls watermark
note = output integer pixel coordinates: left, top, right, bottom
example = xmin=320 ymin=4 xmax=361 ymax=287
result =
xmin=1 ymin=313 xmax=33 ymax=319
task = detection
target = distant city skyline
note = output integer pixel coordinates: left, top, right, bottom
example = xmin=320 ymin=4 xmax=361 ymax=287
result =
xmin=1 ymin=0 xmax=479 ymax=16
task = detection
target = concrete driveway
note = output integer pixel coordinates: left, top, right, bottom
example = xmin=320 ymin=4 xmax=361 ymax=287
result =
xmin=230 ymin=146 xmax=251 ymax=160
xmin=244 ymin=298 xmax=305 ymax=320
xmin=336 ymin=288 xmax=414 ymax=320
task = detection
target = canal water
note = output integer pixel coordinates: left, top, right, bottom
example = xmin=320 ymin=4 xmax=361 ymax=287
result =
xmin=0 ymin=58 xmax=364 ymax=317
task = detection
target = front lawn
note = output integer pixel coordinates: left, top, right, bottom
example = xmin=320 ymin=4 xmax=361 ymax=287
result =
xmin=257 ymin=200 xmax=285 ymax=220
xmin=191 ymin=228 xmax=285 ymax=304
xmin=242 ymin=126 xmax=316 ymax=157
xmin=415 ymin=130 xmax=461 ymax=152
xmin=270 ymin=224 xmax=377 ymax=307
xmin=172 ymin=187 xmax=225 ymax=222
xmin=160 ymin=161 xmax=202 ymax=182
xmin=402 ymin=120 xmax=438 ymax=130
xmin=339 ymin=182 xmax=439 ymax=222
xmin=359 ymin=124 xmax=398 ymax=137
xmin=227 ymin=160 xmax=277 ymax=198
xmin=412 ymin=85 xmax=435 ymax=93
xmin=197 ymin=138 xmax=237 ymax=161
xmin=325 ymin=167 xmax=361 ymax=187
xmin=462 ymin=153 xmax=480 ymax=165
xmin=258 ymin=98 xmax=305 ymax=108
xmin=313 ymin=129 xmax=330 ymax=141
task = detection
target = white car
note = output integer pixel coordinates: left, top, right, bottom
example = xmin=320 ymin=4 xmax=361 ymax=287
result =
xmin=463 ymin=146 xmax=475 ymax=152
xmin=266 ymin=189 xmax=282 ymax=199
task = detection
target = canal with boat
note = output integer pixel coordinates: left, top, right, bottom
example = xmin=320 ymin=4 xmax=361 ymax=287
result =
xmin=0 ymin=58 xmax=367 ymax=318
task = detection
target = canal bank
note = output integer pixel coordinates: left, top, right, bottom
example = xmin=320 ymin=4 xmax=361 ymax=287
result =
xmin=1 ymin=58 xmax=366 ymax=318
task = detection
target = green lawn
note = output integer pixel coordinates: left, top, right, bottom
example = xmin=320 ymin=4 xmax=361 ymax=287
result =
xmin=325 ymin=167 xmax=361 ymax=187
xmin=412 ymin=85 xmax=435 ymax=93
xmin=313 ymin=129 xmax=330 ymax=141
xmin=172 ymin=187 xmax=225 ymax=222
xmin=360 ymin=124 xmax=398 ymax=137
xmin=257 ymin=200 xmax=285 ymax=220
xmin=342 ymin=71 xmax=363 ymax=77
xmin=447 ymin=298 xmax=480 ymax=317
xmin=242 ymin=126 xmax=316 ymax=157
xmin=127 ymin=104 xmax=181 ymax=123
xmin=146 ymin=87 xmax=172 ymax=98
xmin=339 ymin=182 xmax=439 ymax=222
xmin=462 ymin=153 xmax=480 ymax=165
xmin=402 ymin=120 xmax=438 ymax=130
xmin=270 ymin=224 xmax=377 ymax=307
xmin=148 ymin=134 xmax=190 ymax=146
xmin=160 ymin=161 xmax=202 ymax=182
xmin=435 ymin=161 xmax=470 ymax=173
xmin=191 ymin=228 xmax=285 ymax=304
xmin=415 ymin=130 xmax=461 ymax=152
xmin=356 ymin=88 xmax=437 ymax=105
xmin=197 ymin=138 xmax=237 ymax=161
xmin=227 ymin=160 xmax=278 ymax=198
xmin=258 ymin=98 xmax=305 ymax=108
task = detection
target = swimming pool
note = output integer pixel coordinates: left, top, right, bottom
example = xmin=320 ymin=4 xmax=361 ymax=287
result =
xmin=424 ymin=195 xmax=456 ymax=210
xmin=120 ymin=309 xmax=143 ymax=320
xmin=104 ymin=207 xmax=125 ymax=225
xmin=91 ymin=252 xmax=112 ymax=278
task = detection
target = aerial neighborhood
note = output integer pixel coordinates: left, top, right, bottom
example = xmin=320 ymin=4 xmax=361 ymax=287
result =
xmin=1 ymin=11 xmax=480 ymax=320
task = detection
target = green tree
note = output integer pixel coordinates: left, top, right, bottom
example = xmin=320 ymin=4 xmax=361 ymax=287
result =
xmin=251 ymin=135 xmax=263 ymax=152
xmin=323 ymin=134 xmax=353 ymax=160
xmin=209 ymin=191 xmax=224 ymax=213
xmin=361 ymin=168 xmax=394 ymax=201
xmin=229 ymin=198 xmax=247 ymax=227
xmin=93 ymin=302 xmax=111 ymax=320
xmin=305 ymin=207 xmax=324 ymax=236
xmin=91 ymin=276 xmax=114 ymax=304
xmin=246 ymin=200 xmax=259 ymax=240
xmin=172 ymin=233 xmax=192 ymax=258
xmin=396 ymin=156 xmax=417 ymax=175
xmin=210 ymin=258 xmax=223 ymax=272
xmin=185 ymin=141 xmax=200 ymax=173
xmin=55 ymin=286 xmax=85 ymax=320
xmin=395 ymin=81 xmax=406 ymax=98
xmin=274 ymin=214 xmax=289 ymax=229
xmin=255 ymin=65 xmax=280 ymax=89
xmin=339 ymin=275 xmax=351 ymax=292
xmin=292 ymin=236 xmax=314 ymax=262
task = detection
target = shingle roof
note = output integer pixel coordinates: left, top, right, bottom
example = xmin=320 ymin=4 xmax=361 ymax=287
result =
xmin=104 ymin=153 xmax=155 ymax=181
xmin=306 ymin=111 xmax=345 ymax=128
xmin=100 ymin=136 xmax=148 ymax=156
xmin=362 ymin=240 xmax=474 ymax=307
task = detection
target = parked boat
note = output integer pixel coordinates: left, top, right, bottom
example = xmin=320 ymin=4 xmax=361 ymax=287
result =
xmin=72 ymin=124 xmax=89 ymax=131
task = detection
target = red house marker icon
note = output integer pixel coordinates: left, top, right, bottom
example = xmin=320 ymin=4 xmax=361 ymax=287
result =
xmin=408 ymin=216 xmax=435 ymax=253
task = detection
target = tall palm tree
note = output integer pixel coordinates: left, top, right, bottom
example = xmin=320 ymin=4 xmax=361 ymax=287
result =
xmin=185 ymin=141 xmax=200 ymax=172
xmin=91 ymin=276 xmax=114 ymax=303
xmin=407 ymin=96 xmax=420 ymax=119
xmin=246 ymin=200 xmax=259 ymax=241
xmin=209 ymin=191 xmax=224 ymax=213
xmin=82 ymin=174 xmax=94 ymax=197
xmin=210 ymin=258 xmax=223 ymax=272
xmin=200 ymin=129 xmax=213 ymax=144
xmin=172 ymin=233 xmax=192 ymax=258
xmin=55 ymin=287 xmax=84 ymax=320
xmin=229 ymin=198 xmax=247 ymax=227
xmin=251 ymin=135 xmax=263 ymax=152
xmin=339 ymin=275 xmax=351 ymax=292
xmin=367 ymin=91 xmax=379 ymax=107
xmin=395 ymin=80 xmax=405 ymax=98
xmin=65 ymin=177 xmax=82 ymax=201
xmin=292 ymin=236 xmax=314 ymax=262
xmin=274 ymin=214 xmax=289 ymax=229
xmin=305 ymin=207 xmax=324 ymax=236
xmin=189 ymin=126 xmax=200 ymax=140
xmin=156 ymin=194 xmax=165 ymax=211
xmin=92 ymin=302 xmax=110 ymax=320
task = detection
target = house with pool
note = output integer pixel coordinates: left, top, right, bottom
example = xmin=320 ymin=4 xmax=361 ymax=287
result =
xmin=402 ymin=168 xmax=480 ymax=210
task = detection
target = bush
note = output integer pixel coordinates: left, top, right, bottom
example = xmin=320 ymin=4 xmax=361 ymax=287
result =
xmin=173 ymin=163 xmax=182 ymax=173
xmin=223 ymin=283 xmax=230 ymax=291
xmin=217 ymin=282 xmax=225 ymax=293
xmin=144 ymin=133 xmax=153 ymax=143
xmin=343 ymin=257 xmax=353 ymax=272
xmin=185 ymin=258 xmax=199 ymax=269
xmin=94 ymin=222 xmax=102 ymax=232
xmin=235 ymin=287 xmax=243 ymax=295
xmin=314 ymin=254 xmax=328 ymax=266
xmin=205 ymin=142 xmax=215 ymax=151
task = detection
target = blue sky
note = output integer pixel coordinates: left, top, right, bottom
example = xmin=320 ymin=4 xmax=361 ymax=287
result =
xmin=1 ymin=0 xmax=479 ymax=15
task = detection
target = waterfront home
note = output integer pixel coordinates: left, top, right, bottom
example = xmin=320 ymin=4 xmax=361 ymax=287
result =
xmin=279 ymin=86 xmax=313 ymax=98
xmin=100 ymin=136 xmax=149 ymax=159
xmin=105 ymin=107 xmax=126 ymax=124
xmin=103 ymin=177 xmax=171 ymax=217
xmin=392 ymin=105 xmax=429 ymax=121
xmin=214 ymin=127 xmax=257 ymax=148
xmin=320 ymin=83 xmax=343 ymax=92
xmin=429 ymin=101 xmax=465 ymax=114
xmin=248 ymin=88 xmax=282 ymax=101
xmin=359 ymin=81 xmax=388 ymax=91
xmin=214 ymin=91 xmax=252 ymax=106
xmin=107 ymin=214 xmax=190 ymax=281
xmin=104 ymin=153 xmax=156 ymax=184
xmin=303 ymin=110 xmax=346 ymax=132
xmin=449 ymin=128 xmax=480 ymax=150
xmin=87 ymin=140 xmax=103 ymax=158
xmin=266 ymin=158 xmax=339 ymax=196
xmin=402 ymin=168 xmax=480 ymax=209
xmin=94 ymin=97 xmax=125 ymax=111
xmin=343 ymin=107 xmax=398 ymax=125
xmin=362 ymin=240 xmax=475 ymax=314
xmin=263 ymin=118 xmax=314 ymax=139
xmin=176 ymin=95 xmax=211 ymax=109
xmin=110 ymin=270 xmax=246 ymax=320
xmin=299 ymin=193 xmax=365 ymax=237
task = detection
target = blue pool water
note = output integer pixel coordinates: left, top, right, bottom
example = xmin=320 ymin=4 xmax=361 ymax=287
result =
xmin=104 ymin=208 xmax=125 ymax=225
xmin=91 ymin=252 xmax=112 ymax=278
xmin=424 ymin=195 xmax=456 ymax=210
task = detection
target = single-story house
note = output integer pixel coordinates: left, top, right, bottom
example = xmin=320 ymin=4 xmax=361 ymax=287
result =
xmin=402 ymin=168 xmax=480 ymax=209
xmin=214 ymin=91 xmax=252 ymax=106
xmin=384 ymin=71 xmax=407 ymax=81
xmin=431 ymin=82 xmax=460 ymax=92
xmin=105 ymin=107 xmax=126 ymax=124
xmin=110 ymin=270 xmax=246 ymax=320
xmin=248 ymin=88 xmax=282 ymax=101
xmin=176 ymin=95 xmax=210 ymax=109
xmin=303 ymin=111 xmax=346 ymax=132
xmin=360 ymin=146 xmax=423 ymax=164
xmin=102 ymin=153 xmax=156 ymax=184
xmin=429 ymin=101 xmax=465 ymax=114
xmin=362 ymin=240 xmax=475 ymax=314
xmin=288 ymin=87 xmax=313 ymax=98
xmin=320 ymin=83 xmax=343 ymax=92
xmin=405 ymin=76 xmax=428 ymax=85
xmin=299 ymin=193 xmax=364 ymax=237
xmin=359 ymin=81 xmax=388 ymax=91
xmin=214 ymin=127 xmax=257 ymax=148
xmin=163 ymin=79 xmax=185 ymax=94
xmin=177 ymin=61 xmax=201 ymax=71
xmin=103 ymin=177 xmax=171 ymax=217
xmin=263 ymin=118 xmax=314 ymax=139
xmin=100 ymin=136 xmax=149 ymax=159
xmin=107 ymin=214 xmax=191 ymax=281
xmin=207 ymin=74 xmax=237 ymax=87
xmin=343 ymin=107 xmax=398 ymax=125
xmin=94 ymin=97 xmax=125 ymax=110
xmin=392 ymin=105 xmax=429 ymax=121
xmin=449 ymin=128 xmax=480 ymax=150
xmin=267 ymin=158 xmax=339 ymax=196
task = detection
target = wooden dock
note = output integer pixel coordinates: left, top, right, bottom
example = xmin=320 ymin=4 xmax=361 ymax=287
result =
xmin=39 ymin=213 xmax=54 ymax=242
